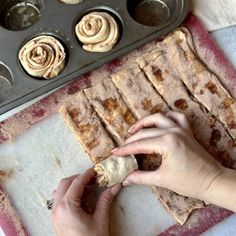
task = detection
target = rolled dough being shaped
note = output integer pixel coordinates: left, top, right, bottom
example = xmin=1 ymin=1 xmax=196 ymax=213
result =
xmin=59 ymin=0 xmax=83 ymax=4
xmin=94 ymin=155 xmax=138 ymax=187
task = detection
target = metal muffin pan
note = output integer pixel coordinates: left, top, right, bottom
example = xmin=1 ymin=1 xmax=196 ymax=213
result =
xmin=0 ymin=0 xmax=189 ymax=115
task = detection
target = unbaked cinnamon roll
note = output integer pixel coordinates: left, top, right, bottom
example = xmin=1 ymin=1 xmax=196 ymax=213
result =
xmin=94 ymin=155 xmax=138 ymax=187
xmin=75 ymin=12 xmax=120 ymax=52
xmin=19 ymin=35 xmax=66 ymax=79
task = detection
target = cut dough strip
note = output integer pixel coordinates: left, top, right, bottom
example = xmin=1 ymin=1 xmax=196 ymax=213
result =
xmin=152 ymin=187 xmax=204 ymax=225
xmin=160 ymin=29 xmax=236 ymax=139
xmin=84 ymin=79 xmax=136 ymax=144
xmin=112 ymin=63 xmax=169 ymax=117
xmin=59 ymin=91 xmax=115 ymax=163
xmin=94 ymin=155 xmax=138 ymax=187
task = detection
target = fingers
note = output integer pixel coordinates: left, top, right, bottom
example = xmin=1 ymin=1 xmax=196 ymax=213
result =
xmin=122 ymin=170 xmax=158 ymax=186
xmin=54 ymin=175 xmax=78 ymax=206
xmin=124 ymin=128 xmax=179 ymax=145
xmin=128 ymin=113 xmax=177 ymax=135
xmin=65 ymin=169 xmax=96 ymax=205
xmin=94 ymin=184 xmax=122 ymax=222
xmin=113 ymin=137 xmax=165 ymax=157
xmin=166 ymin=111 xmax=192 ymax=133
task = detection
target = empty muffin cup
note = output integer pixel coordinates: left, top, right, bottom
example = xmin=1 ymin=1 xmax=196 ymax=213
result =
xmin=128 ymin=0 xmax=170 ymax=26
xmin=19 ymin=35 xmax=66 ymax=79
xmin=75 ymin=10 xmax=121 ymax=53
xmin=0 ymin=63 xmax=13 ymax=103
xmin=0 ymin=0 xmax=42 ymax=31
xmin=59 ymin=0 xmax=83 ymax=4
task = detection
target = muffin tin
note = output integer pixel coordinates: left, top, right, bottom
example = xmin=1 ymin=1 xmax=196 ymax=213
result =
xmin=0 ymin=0 xmax=188 ymax=115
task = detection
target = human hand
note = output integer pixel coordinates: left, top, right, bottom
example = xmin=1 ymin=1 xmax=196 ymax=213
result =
xmin=51 ymin=169 xmax=121 ymax=236
xmin=112 ymin=112 xmax=224 ymax=200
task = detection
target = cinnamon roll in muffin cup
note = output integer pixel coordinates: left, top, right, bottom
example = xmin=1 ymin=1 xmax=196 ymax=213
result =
xmin=19 ymin=35 xmax=66 ymax=79
xmin=75 ymin=11 xmax=120 ymax=53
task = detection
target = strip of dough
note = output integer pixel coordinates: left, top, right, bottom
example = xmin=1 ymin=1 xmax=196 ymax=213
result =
xmin=111 ymin=63 xmax=169 ymax=117
xmin=160 ymin=29 xmax=236 ymax=139
xmin=111 ymin=64 xmax=205 ymax=225
xmin=94 ymin=155 xmax=138 ymax=187
xmin=59 ymin=91 xmax=115 ymax=163
xmin=84 ymin=79 xmax=136 ymax=144
xmin=152 ymin=187 xmax=204 ymax=225
xmin=19 ymin=35 xmax=66 ymax=79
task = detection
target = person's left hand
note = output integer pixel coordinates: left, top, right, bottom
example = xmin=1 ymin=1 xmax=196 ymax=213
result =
xmin=51 ymin=168 xmax=121 ymax=236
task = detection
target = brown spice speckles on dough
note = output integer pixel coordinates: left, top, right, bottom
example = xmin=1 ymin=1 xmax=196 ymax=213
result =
xmin=142 ymin=98 xmax=163 ymax=114
xmin=79 ymin=124 xmax=100 ymax=150
xmin=206 ymin=81 xmax=217 ymax=94
xmin=102 ymin=98 xmax=136 ymax=126
xmin=223 ymin=98 xmax=234 ymax=109
xmin=102 ymin=98 xmax=119 ymax=112
xmin=228 ymin=139 xmax=236 ymax=148
xmin=200 ymin=89 xmax=204 ymax=95
xmin=142 ymin=98 xmax=153 ymax=110
xmin=174 ymin=99 xmax=188 ymax=110
xmin=71 ymin=114 xmax=100 ymax=150
xmin=226 ymin=115 xmax=236 ymax=129
xmin=150 ymin=104 xmax=163 ymax=114
xmin=123 ymin=110 xmax=136 ymax=125
xmin=151 ymin=66 xmax=164 ymax=81
xmin=220 ymin=151 xmax=234 ymax=169
xmin=210 ymin=129 xmax=221 ymax=146
xmin=86 ymin=138 xmax=100 ymax=151
xmin=68 ymin=108 xmax=80 ymax=119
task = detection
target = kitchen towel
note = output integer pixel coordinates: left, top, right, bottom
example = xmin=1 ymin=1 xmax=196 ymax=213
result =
xmin=192 ymin=0 xmax=236 ymax=31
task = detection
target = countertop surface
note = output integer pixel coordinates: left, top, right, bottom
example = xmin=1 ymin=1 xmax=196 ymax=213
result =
xmin=0 ymin=26 xmax=236 ymax=236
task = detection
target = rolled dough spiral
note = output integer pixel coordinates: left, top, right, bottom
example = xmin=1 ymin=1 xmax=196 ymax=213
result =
xmin=19 ymin=35 xmax=66 ymax=79
xmin=94 ymin=155 xmax=138 ymax=187
xmin=75 ymin=12 xmax=120 ymax=52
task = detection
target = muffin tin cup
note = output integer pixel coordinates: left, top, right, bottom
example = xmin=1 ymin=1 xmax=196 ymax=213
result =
xmin=0 ymin=0 xmax=188 ymax=115
xmin=0 ymin=0 xmax=43 ymax=31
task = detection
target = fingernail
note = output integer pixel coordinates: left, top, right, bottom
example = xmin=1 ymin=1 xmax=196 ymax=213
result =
xmin=111 ymin=184 xmax=122 ymax=195
xmin=122 ymin=180 xmax=131 ymax=187
xmin=111 ymin=148 xmax=118 ymax=153
xmin=128 ymin=125 xmax=135 ymax=133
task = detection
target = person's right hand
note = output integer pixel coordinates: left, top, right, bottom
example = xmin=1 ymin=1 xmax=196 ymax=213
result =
xmin=112 ymin=112 xmax=224 ymax=200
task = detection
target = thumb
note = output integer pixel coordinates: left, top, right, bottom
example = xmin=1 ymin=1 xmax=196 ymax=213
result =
xmin=94 ymin=184 xmax=122 ymax=222
xmin=122 ymin=170 xmax=157 ymax=186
